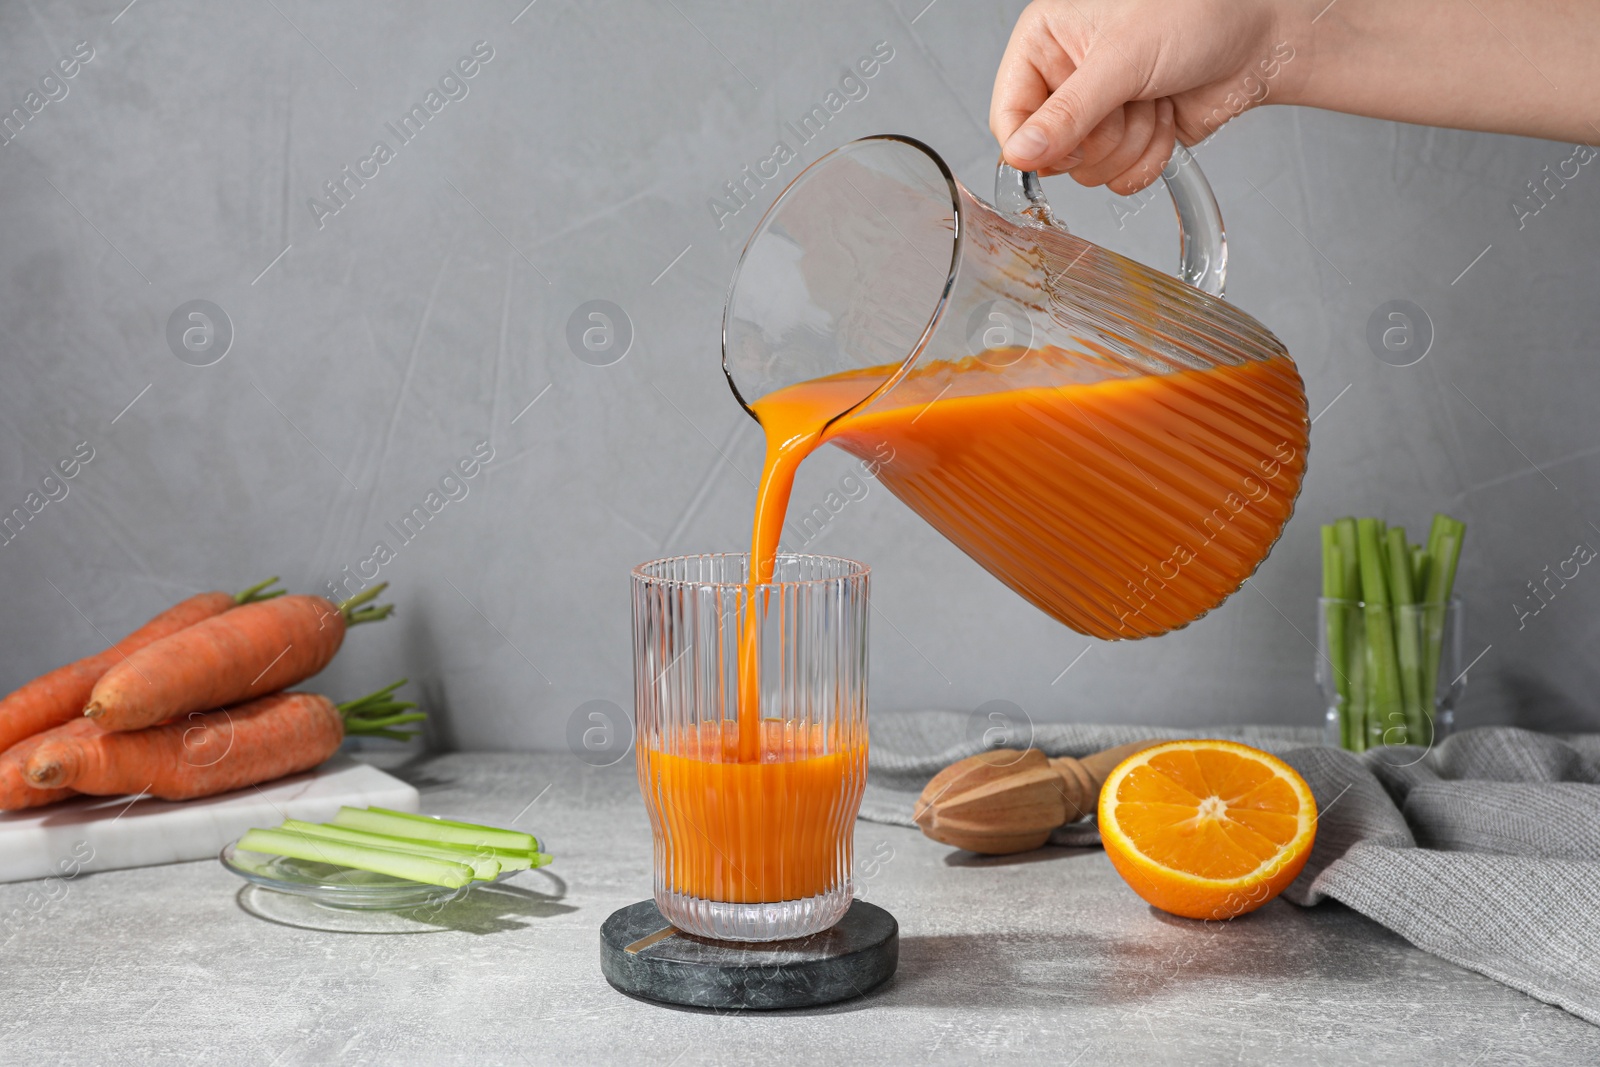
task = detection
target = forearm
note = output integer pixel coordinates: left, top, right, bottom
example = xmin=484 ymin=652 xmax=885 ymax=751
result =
xmin=1280 ymin=0 xmax=1600 ymax=143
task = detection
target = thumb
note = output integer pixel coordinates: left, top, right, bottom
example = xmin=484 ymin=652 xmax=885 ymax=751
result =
xmin=1002 ymin=56 xmax=1140 ymax=174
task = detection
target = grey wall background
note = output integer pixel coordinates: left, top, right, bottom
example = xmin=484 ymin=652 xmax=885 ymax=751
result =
xmin=3 ymin=0 xmax=1598 ymax=750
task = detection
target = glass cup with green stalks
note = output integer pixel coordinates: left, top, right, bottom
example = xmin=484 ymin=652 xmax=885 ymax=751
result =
xmin=1317 ymin=514 xmax=1466 ymax=752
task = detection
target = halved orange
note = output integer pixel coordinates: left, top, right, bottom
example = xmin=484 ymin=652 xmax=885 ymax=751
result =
xmin=1098 ymin=740 xmax=1317 ymax=920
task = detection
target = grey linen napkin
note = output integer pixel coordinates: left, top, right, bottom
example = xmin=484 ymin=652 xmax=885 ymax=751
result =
xmin=862 ymin=711 xmax=1600 ymax=1025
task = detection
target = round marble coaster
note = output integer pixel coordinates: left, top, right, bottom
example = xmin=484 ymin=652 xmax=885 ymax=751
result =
xmin=600 ymin=898 xmax=897 ymax=1011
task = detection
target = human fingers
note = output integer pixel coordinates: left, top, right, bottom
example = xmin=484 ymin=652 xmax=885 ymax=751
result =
xmin=1067 ymin=98 xmax=1159 ymax=187
xmin=990 ymin=2 xmax=1077 ymax=146
xmin=998 ymin=51 xmax=1144 ymax=176
xmin=1034 ymin=105 xmax=1123 ymax=177
xmin=1108 ymin=96 xmax=1176 ymax=195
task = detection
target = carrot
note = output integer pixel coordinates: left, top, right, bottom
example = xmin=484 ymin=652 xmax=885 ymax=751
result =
xmin=0 ymin=578 xmax=284 ymax=753
xmin=0 ymin=718 xmax=103 ymax=810
xmin=84 ymin=584 xmax=392 ymax=733
xmin=27 ymin=681 xmax=421 ymax=800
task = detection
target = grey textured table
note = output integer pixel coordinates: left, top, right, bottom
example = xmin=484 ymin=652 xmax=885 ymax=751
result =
xmin=3 ymin=753 xmax=1597 ymax=1066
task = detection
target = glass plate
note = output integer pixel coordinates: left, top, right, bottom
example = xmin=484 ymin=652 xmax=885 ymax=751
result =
xmin=220 ymin=840 xmax=484 ymax=911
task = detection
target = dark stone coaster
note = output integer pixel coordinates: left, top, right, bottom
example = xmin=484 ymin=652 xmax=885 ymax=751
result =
xmin=600 ymin=899 xmax=898 ymax=1011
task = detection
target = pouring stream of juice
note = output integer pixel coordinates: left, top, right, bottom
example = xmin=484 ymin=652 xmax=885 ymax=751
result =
xmin=738 ymin=347 xmax=1309 ymax=762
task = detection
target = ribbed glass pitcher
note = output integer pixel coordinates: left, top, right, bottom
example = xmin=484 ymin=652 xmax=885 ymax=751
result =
xmin=723 ymin=135 xmax=1309 ymax=639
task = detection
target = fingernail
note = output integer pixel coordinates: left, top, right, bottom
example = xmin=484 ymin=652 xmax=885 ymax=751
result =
xmin=1005 ymin=126 xmax=1050 ymax=164
xmin=1062 ymin=150 xmax=1084 ymax=171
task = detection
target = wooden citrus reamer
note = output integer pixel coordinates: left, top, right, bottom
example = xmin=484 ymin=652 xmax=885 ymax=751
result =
xmin=913 ymin=740 xmax=1163 ymax=855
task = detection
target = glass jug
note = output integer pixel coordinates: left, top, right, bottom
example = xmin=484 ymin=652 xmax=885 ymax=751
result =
xmin=722 ymin=135 xmax=1309 ymax=640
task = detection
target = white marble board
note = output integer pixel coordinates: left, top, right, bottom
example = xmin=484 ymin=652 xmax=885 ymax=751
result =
xmin=0 ymin=755 xmax=418 ymax=884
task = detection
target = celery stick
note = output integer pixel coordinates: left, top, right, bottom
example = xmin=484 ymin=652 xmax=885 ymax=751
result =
xmin=1373 ymin=522 xmax=1392 ymax=594
xmin=279 ymin=821 xmax=503 ymax=881
xmin=1346 ymin=609 xmax=1368 ymax=752
xmin=1411 ymin=543 xmax=1435 ymax=742
xmin=1331 ymin=517 xmax=1362 ymax=751
xmin=1357 ymin=518 xmax=1405 ymax=747
xmin=1384 ymin=528 xmax=1415 ymax=597
xmin=1321 ymin=528 xmax=1352 ymax=748
xmin=1421 ymin=515 xmax=1465 ymax=734
xmin=238 ymin=829 xmax=474 ymax=888
xmin=1334 ymin=518 xmax=1360 ymax=597
xmin=361 ymin=806 xmax=543 ymax=853
xmin=310 ymin=826 xmax=537 ymax=871
xmin=331 ymin=807 xmax=537 ymax=852
xmin=408 ymin=842 xmax=538 ymax=870
xmin=1423 ymin=519 xmax=1464 ymax=605
xmin=1363 ymin=613 xmax=1383 ymax=749
xmin=1321 ymin=526 xmax=1340 ymax=597
xmin=1385 ymin=527 xmax=1426 ymax=743
xmin=1426 ymin=514 xmax=1451 ymax=572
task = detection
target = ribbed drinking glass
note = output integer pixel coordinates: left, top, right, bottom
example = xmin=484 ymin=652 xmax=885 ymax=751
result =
xmin=631 ymin=553 xmax=869 ymax=941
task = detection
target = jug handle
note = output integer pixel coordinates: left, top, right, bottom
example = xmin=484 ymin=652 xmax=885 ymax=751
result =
xmin=995 ymin=143 xmax=1228 ymax=298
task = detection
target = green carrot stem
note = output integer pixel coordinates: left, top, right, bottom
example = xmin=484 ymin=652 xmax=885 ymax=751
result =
xmin=336 ymin=681 xmax=424 ymax=739
xmin=347 ymin=711 xmax=427 ymax=730
xmin=358 ymin=728 xmax=421 ymax=742
xmin=235 ymin=577 xmax=287 ymax=604
xmin=346 ymin=604 xmax=395 ymax=626
xmin=339 ymin=678 xmax=409 ymax=706
xmin=343 ymin=701 xmax=419 ymax=720
xmin=338 ymin=583 xmax=393 ymax=625
xmin=335 ymin=681 xmax=414 ymax=714
xmin=342 ymin=695 xmax=418 ymax=714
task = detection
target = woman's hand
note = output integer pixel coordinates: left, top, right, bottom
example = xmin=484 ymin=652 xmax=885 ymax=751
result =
xmin=993 ymin=0 xmax=1600 ymax=192
xmin=990 ymin=0 xmax=1300 ymax=192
